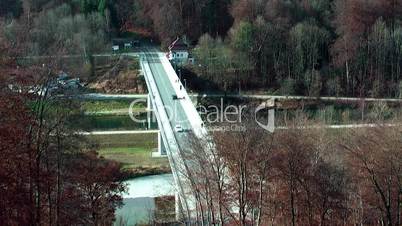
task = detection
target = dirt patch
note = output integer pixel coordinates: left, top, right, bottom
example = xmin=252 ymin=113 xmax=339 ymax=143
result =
xmin=88 ymin=56 xmax=146 ymax=94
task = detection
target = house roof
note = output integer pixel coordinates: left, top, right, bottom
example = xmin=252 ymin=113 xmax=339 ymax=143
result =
xmin=169 ymin=37 xmax=188 ymax=51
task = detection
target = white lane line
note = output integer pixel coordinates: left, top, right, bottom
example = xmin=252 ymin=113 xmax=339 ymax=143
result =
xmin=79 ymin=130 xmax=159 ymax=135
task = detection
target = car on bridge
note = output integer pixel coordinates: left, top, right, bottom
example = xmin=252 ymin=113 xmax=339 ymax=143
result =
xmin=175 ymin=125 xmax=184 ymax=132
xmin=172 ymin=94 xmax=185 ymax=100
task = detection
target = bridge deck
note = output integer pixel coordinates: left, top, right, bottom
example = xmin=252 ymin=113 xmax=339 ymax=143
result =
xmin=140 ymin=48 xmax=205 ymax=220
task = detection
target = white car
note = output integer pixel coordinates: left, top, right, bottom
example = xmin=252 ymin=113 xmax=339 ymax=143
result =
xmin=112 ymin=45 xmax=119 ymax=51
xmin=175 ymin=125 xmax=184 ymax=132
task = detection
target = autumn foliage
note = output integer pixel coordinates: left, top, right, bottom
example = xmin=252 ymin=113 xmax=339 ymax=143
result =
xmin=0 ymin=33 xmax=125 ymax=226
xmin=184 ymin=121 xmax=401 ymax=226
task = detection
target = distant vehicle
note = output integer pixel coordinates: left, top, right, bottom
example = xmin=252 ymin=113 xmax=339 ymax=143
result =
xmin=45 ymin=72 xmax=83 ymax=94
xmin=57 ymin=72 xmax=69 ymax=82
xmin=112 ymin=45 xmax=119 ymax=51
xmin=124 ymin=43 xmax=132 ymax=49
xmin=133 ymin=40 xmax=140 ymax=47
xmin=112 ymin=38 xmax=138 ymax=50
xmin=63 ymin=78 xmax=81 ymax=89
xmin=175 ymin=125 xmax=184 ymax=132
xmin=172 ymin=94 xmax=185 ymax=100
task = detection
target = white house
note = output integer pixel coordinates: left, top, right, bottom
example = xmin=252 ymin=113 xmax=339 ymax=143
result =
xmin=167 ymin=37 xmax=190 ymax=63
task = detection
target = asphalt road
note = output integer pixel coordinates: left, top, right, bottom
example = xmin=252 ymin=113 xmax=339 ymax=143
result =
xmin=142 ymin=49 xmax=192 ymax=148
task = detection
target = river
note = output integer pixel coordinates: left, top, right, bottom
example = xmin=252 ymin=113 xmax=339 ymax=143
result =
xmin=114 ymin=174 xmax=175 ymax=226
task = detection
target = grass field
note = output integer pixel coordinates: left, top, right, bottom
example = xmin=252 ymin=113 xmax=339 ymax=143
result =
xmin=76 ymin=114 xmax=157 ymax=131
xmin=89 ymin=133 xmax=170 ymax=171
xmin=89 ymin=133 xmax=157 ymax=148
xmin=98 ymin=147 xmax=169 ymax=169
xmin=81 ymin=99 xmax=146 ymax=113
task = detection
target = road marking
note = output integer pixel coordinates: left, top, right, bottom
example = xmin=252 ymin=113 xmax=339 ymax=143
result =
xmin=80 ymin=130 xmax=159 ymax=135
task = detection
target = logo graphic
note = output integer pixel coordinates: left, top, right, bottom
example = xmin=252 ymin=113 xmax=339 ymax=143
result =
xmin=129 ymin=97 xmax=275 ymax=132
xmin=128 ymin=98 xmax=147 ymax=123
xmin=254 ymin=99 xmax=275 ymax=133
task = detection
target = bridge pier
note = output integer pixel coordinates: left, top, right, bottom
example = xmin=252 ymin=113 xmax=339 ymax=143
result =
xmin=175 ymin=192 xmax=182 ymax=222
xmin=157 ymin=131 xmax=167 ymax=156
xmin=147 ymin=93 xmax=152 ymax=129
xmin=149 ymin=93 xmax=168 ymax=157
xmin=151 ymin=132 xmax=167 ymax=156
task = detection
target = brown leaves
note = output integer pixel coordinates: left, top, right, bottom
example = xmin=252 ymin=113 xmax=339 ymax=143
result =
xmin=341 ymin=126 xmax=402 ymax=226
xmin=0 ymin=60 xmax=126 ymax=225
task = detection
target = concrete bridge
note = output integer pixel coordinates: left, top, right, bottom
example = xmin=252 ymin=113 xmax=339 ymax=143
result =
xmin=139 ymin=48 xmax=208 ymax=221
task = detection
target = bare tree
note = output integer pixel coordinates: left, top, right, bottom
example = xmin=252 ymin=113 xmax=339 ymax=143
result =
xmin=341 ymin=126 xmax=402 ymax=226
xmin=213 ymin=124 xmax=276 ymax=226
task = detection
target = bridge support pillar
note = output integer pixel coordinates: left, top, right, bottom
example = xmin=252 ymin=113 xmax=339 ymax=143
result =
xmin=175 ymin=192 xmax=183 ymax=222
xmin=149 ymin=93 xmax=168 ymax=157
xmin=147 ymin=93 xmax=152 ymax=129
xmin=152 ymin=130 xmax=167 ymax=157
xmin=157 ymin=131 xmax=167 ymax=156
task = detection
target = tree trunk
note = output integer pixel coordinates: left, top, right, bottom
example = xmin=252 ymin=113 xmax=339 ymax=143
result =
xmin=290 ymin=189 xmax=296 ymax=226
xmin=256 ymin=176 xmax=264 ymax=226
xmin=56 ymin=131 xmax=62 ymax=226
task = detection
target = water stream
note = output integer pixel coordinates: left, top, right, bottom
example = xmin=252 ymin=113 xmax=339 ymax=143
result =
xmin=114 ymin=174 xmax=175 ymax=226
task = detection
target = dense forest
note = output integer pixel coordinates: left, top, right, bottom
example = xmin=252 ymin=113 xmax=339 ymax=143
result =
xmin=2 ymin=0 xmax=402 ymax=97
xmin=134 ymin=0 xmax=402 ymax=98
xmin=0 ymin=1 xmax=127 ymax=225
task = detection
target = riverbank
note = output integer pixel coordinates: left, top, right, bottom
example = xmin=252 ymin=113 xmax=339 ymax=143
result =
xmin=98 ymin=146 xmax=170 ymax=179
xmin=115 ymin=174 xmax=176 ymax=225
xmin=121 ymin=166 xmax=171 ymax=180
